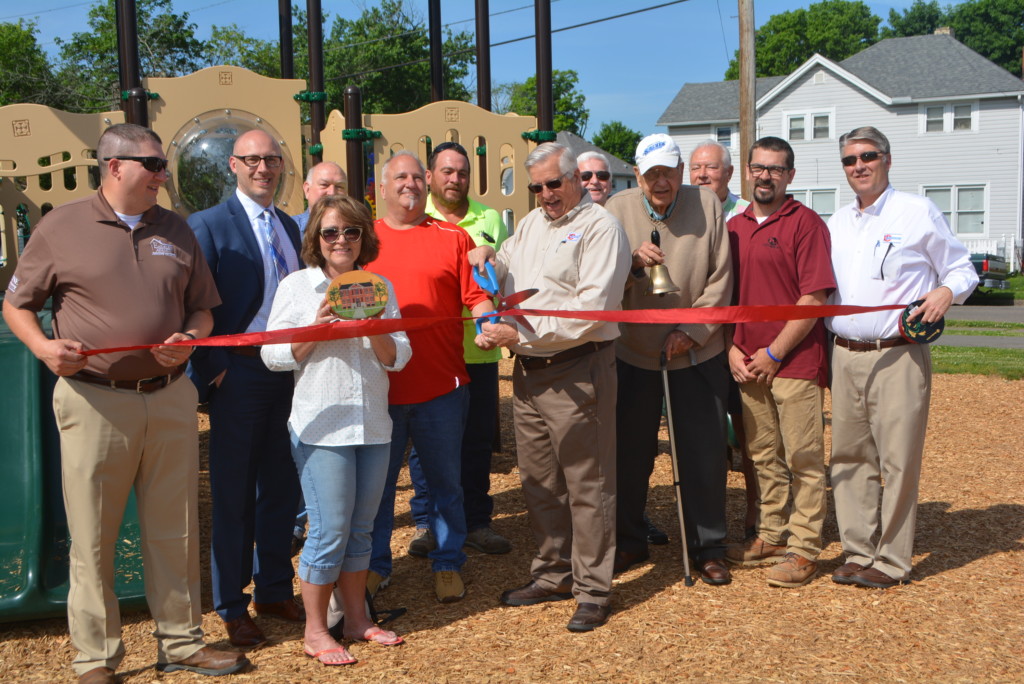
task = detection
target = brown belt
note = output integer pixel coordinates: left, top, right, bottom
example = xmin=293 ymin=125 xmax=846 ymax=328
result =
xmin=228 ymin=346 xmax=261 ymax=357
xmin=72 ymin=367 xmax=184 ymax=393
xmin=517 ymin=340 xmax=612 ymax=371
xmin=834 ymin=335 xmax=910 ymax=352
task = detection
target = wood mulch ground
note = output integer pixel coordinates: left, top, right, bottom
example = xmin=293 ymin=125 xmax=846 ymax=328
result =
xmin=2 ymin=365 xmax=1021 ymax=683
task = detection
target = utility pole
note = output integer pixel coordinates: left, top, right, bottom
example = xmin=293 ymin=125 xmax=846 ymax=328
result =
xmin=738 ymin=0 xmax=755 ymax=201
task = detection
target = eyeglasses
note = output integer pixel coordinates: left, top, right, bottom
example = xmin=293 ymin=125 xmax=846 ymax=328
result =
xmin=104 ymin=156 xmax=168 ymax=173
xmin=748 ymin=164 xmax=790 ymax=178
xmin=841 ymin=151 xmax=884 ymax=167
xmin=320 ymin=226 xmax=362 ymax=243
xmin=233 ymin=154 xmax=284 ymax=169
xmin=580 ymin=170 xmax=610 ymax=182
xmin=527 ymin=174 xmax=569 ymax=194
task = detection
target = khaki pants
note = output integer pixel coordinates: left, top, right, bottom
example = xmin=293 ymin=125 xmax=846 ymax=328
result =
xmin=830 ymin=343 xmax=931 ymax=581
xmin=512 ymin=344 xmax=617 ymax=606
xmin=740 ymin=377 xmax=826 ymax=560
xmin=54 ymin=376 xmax=205 ymax=675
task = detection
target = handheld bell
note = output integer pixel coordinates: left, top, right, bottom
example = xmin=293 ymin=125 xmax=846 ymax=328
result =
xmin=647 ymin=229 xmax=680 ymax=296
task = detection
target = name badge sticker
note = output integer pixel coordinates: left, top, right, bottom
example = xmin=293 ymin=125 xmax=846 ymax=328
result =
xmin=565 ymin=232 xmax=582 ymax=242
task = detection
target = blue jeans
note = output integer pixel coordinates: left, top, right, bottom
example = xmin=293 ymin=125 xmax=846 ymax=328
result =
xmin=370 ymin=386 xmax=469 ymax=575
xmin=408 ymin=362 xmax=498 ymax=531
xmin=290 ymin=430 xmax=390 ymax=586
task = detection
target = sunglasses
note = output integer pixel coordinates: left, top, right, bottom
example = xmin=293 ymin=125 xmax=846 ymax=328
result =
xmin=233 ymin=154 xmax=284 ymax=169
xmin=104 ymin=156 xmax=168 ymax=173
xmin=841 ymin=151 xmax=884 ymax=167
xmin=580 ymin=170 xmax=611 ymax=182
xmin=527 ymin=174 xmax=568 ymax=194
xmin=320 ymin=226 xmax=363 ymax=243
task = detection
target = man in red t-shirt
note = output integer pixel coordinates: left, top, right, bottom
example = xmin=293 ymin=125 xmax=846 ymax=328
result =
xmin=725 ymin=137 xmax=835 ymax=588
xmin=364 ymin=151 xmax=500 ymax=603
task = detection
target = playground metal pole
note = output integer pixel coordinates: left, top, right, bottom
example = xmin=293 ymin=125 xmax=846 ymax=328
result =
xmin=279 ymin=0 xmax=294 ymax=79
xmin=115 ymin=0 xmax=148 ymax=126
xmin=344 ymin=86 xmax=364 ymax=202
xmin=429 ymin=0 xmax=444 ymax=101
xmin=307 ymin=0 xmax=325 ymax=164
xmin=534 ymin=0 xmax=553 ymax=133
xmin=475 ymin=0 xmax=492 ymax=111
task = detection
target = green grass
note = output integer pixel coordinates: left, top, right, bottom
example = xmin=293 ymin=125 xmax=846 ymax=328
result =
xmin=967 ymin=272 xmax=1024 ymax=304
xmin=931 ymin=345 xmax=1024 ymax=380
xmin=946 ymin=319 xmax=1024 ymax=330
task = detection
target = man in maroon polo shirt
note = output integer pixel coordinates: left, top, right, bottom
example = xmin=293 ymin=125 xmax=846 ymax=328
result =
xmin=724 ymin=136 xmax=835 ymax=588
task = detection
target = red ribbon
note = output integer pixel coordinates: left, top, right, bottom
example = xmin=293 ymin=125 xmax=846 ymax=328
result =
xmin=81 ymin=303 xmax=905 ymax=357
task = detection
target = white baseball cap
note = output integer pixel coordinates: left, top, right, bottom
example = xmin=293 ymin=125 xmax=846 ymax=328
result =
xmin=635 ymin=134 xmax=682 ymax=175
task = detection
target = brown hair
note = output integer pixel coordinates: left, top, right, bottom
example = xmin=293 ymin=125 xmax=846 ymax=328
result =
xmin=300 ymin=194 xmax=379 ymax=268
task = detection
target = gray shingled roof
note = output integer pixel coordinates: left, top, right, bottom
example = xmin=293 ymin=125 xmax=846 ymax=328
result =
xmin=839 ymin=34 xmax=1024 ymax=99
xmin=556 ymin=131 xmax=634 ymax=173
xmin=658 ymin=34 xmax=1024 ymax=126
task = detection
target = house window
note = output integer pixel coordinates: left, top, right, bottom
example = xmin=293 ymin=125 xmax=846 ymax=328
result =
xmin=920 ymin=102 xmax=978 ymax=133
xmin=924 ymin=185 xmax=985 ymax=234
xmin=716 ymin=126 xmax=732 ymax=146
xmin=784 ymin=111 xmax=833 ymax=141
xmin=789 ymin=188 xmax=837 ymax=221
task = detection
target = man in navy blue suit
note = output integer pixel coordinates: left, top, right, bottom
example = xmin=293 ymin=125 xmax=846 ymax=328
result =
xmin=188 ymin=129 xmax=304 ymax=648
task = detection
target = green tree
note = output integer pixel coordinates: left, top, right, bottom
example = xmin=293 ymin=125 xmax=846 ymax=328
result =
xmin=0 ymin=21 xmax=62 ymax=107
xmin=591 ymin=121 xmax=642 ymax=163
xmin=502 ymin=69 xmax=589 ymax=136
xmin=55 ymin=0 xmax=207 ymax=112
xmin=724 ymin=0 xmax=881 ymax=79
xmin=321 ymin=0 xmax=474 ymax=114
xmin=881 ymin=0 xmax=950 ymax=38
xmin=948 ymin=0 xmax=1024 ymax=76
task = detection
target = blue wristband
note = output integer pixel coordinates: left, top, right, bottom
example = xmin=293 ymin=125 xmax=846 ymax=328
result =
xmin=765 ymin=346 xmax=781 ymax=363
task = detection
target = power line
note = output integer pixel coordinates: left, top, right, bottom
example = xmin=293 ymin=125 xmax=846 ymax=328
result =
xmin=325 ymin=0 xmax=692 ymax=83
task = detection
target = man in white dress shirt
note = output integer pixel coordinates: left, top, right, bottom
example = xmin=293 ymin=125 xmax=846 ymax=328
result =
xmin=826 ymin=126 xmax=978 ymax=589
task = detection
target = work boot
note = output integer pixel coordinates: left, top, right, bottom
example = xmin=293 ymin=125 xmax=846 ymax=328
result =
xmin=434 ymin=571 xmax=465 ymax=603
xmin=766 ymin=552 xmax=818 ymax=587
xmin=408 ymin=528 xmax=436 ymax=558
xmin=726 ymin=535 xmax=787 ymax=567
xmin=464 ymin=526 xmax=512 ymax=554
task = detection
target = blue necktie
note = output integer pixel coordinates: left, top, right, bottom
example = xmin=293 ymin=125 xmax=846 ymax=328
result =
xmin=260 ymin=210 xmax=288 ymax=281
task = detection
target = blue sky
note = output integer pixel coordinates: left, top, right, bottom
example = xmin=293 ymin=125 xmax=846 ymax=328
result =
xmin=12 ymin=0 xmax=921 ymax=137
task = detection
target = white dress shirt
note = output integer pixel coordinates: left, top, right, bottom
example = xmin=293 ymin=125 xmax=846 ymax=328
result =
xmin=235 ymin=189 xmax=301 ymax=333
xmin=261 ymin=266 xmax=412 ymax=447
xmin=826 ymin=185 xmax=978 ymax=341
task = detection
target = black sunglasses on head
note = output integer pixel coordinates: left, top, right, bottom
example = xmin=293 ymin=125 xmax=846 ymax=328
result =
xmin=104 ymin=156 xmax=168 ymax=173
xmin=580 ymin=170 xmax=611 ymax=181
xmin=527 ymin=175 xmax=568 ymax=194
xmin=320 ymin=226 xmax=363 ymax=243
xmin=841 ymin=151 xmax=884 ymax=167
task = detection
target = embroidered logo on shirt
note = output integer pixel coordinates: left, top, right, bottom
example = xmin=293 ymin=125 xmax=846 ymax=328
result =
xmin=6 ymin=274 xmax=18 ymax=293
xmin=151 ymin=237 xmax=177 ymax=257
xmin=767 ymin=237 xmax=780 ymax=248
xmin=882 ymin=233 xmax=903 ymax=244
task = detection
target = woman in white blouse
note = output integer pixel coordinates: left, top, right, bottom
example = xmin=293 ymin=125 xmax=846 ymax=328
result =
xmin=262 ymin=194 xmax=411 ymax=666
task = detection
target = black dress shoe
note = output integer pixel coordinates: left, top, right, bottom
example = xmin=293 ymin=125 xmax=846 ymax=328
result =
xmin=613 ymin=549 xmax=650 ymax=575
xmin=567 ymin=602 xmax=611 ymax=632
xmin=644 ymin=515 xmax=669 ymax=545
xmin=500 ymin=580 xmax=573 ymax=606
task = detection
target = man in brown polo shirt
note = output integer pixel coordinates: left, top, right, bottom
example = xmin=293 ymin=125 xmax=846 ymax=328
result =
xmin=3 ymin=123 xmax=246 ymax=683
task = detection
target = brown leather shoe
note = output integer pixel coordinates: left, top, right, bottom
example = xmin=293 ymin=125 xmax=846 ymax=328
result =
xmin=500 ymin=580 xmax=573 ymax=606
xmin=254 ymin=596 xmax=306 ymax=622
xmin=566 ymin=602 xmax=611 ymax=632
xmin=224 ymin=613 xmax=267 ymax=647
xmin=78 ymin=667 xmax=116 ymax=684
xmin=613 ymin=548 xmax=650 ymax=575
xmin=699 ymin=558 xmax=732 ymax=585
xmin=766 ymin=552 xmax=818 ymax=588
xmin=156 ymin=646 xmax=249 ymax=675
xmin=831 ymin=561 xmax=866 ymax=585
xmin=850 ymin=566 xmax=910 ymax=589
xmin=725 ymin=535 xmax=787 ymax=567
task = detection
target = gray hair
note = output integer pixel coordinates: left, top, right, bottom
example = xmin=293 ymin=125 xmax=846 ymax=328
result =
xmin=839 ymin=126 xmax=891 ymax=155
xmin=689 ymin=139 xmax=732 ymax=168
xmin=305 ymin=160 xmax=344 ymax=184
xmin=96 ymin=123 xmax=162 ymax=179
xmin=381 ymin=150 xmax=424 ymax=184
xmin=526 ymin=142 xmax=576 ymax=177
xmin=577 ymin=150 xmax=609 ymax=169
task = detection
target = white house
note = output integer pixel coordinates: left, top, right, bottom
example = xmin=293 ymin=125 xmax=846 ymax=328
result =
xmin=657 ymin=32 xmax=1024 ymax=270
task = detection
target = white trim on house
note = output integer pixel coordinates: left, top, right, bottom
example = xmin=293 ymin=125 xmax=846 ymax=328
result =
xmin=917 ymin=101 xmax=979 ymax=135
xmin=757 ymin=54 xmax=894 ymax=109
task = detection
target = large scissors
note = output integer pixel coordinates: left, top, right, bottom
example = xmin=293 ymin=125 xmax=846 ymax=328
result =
xmin=473 ymin=261 xmax=537 ymax=334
